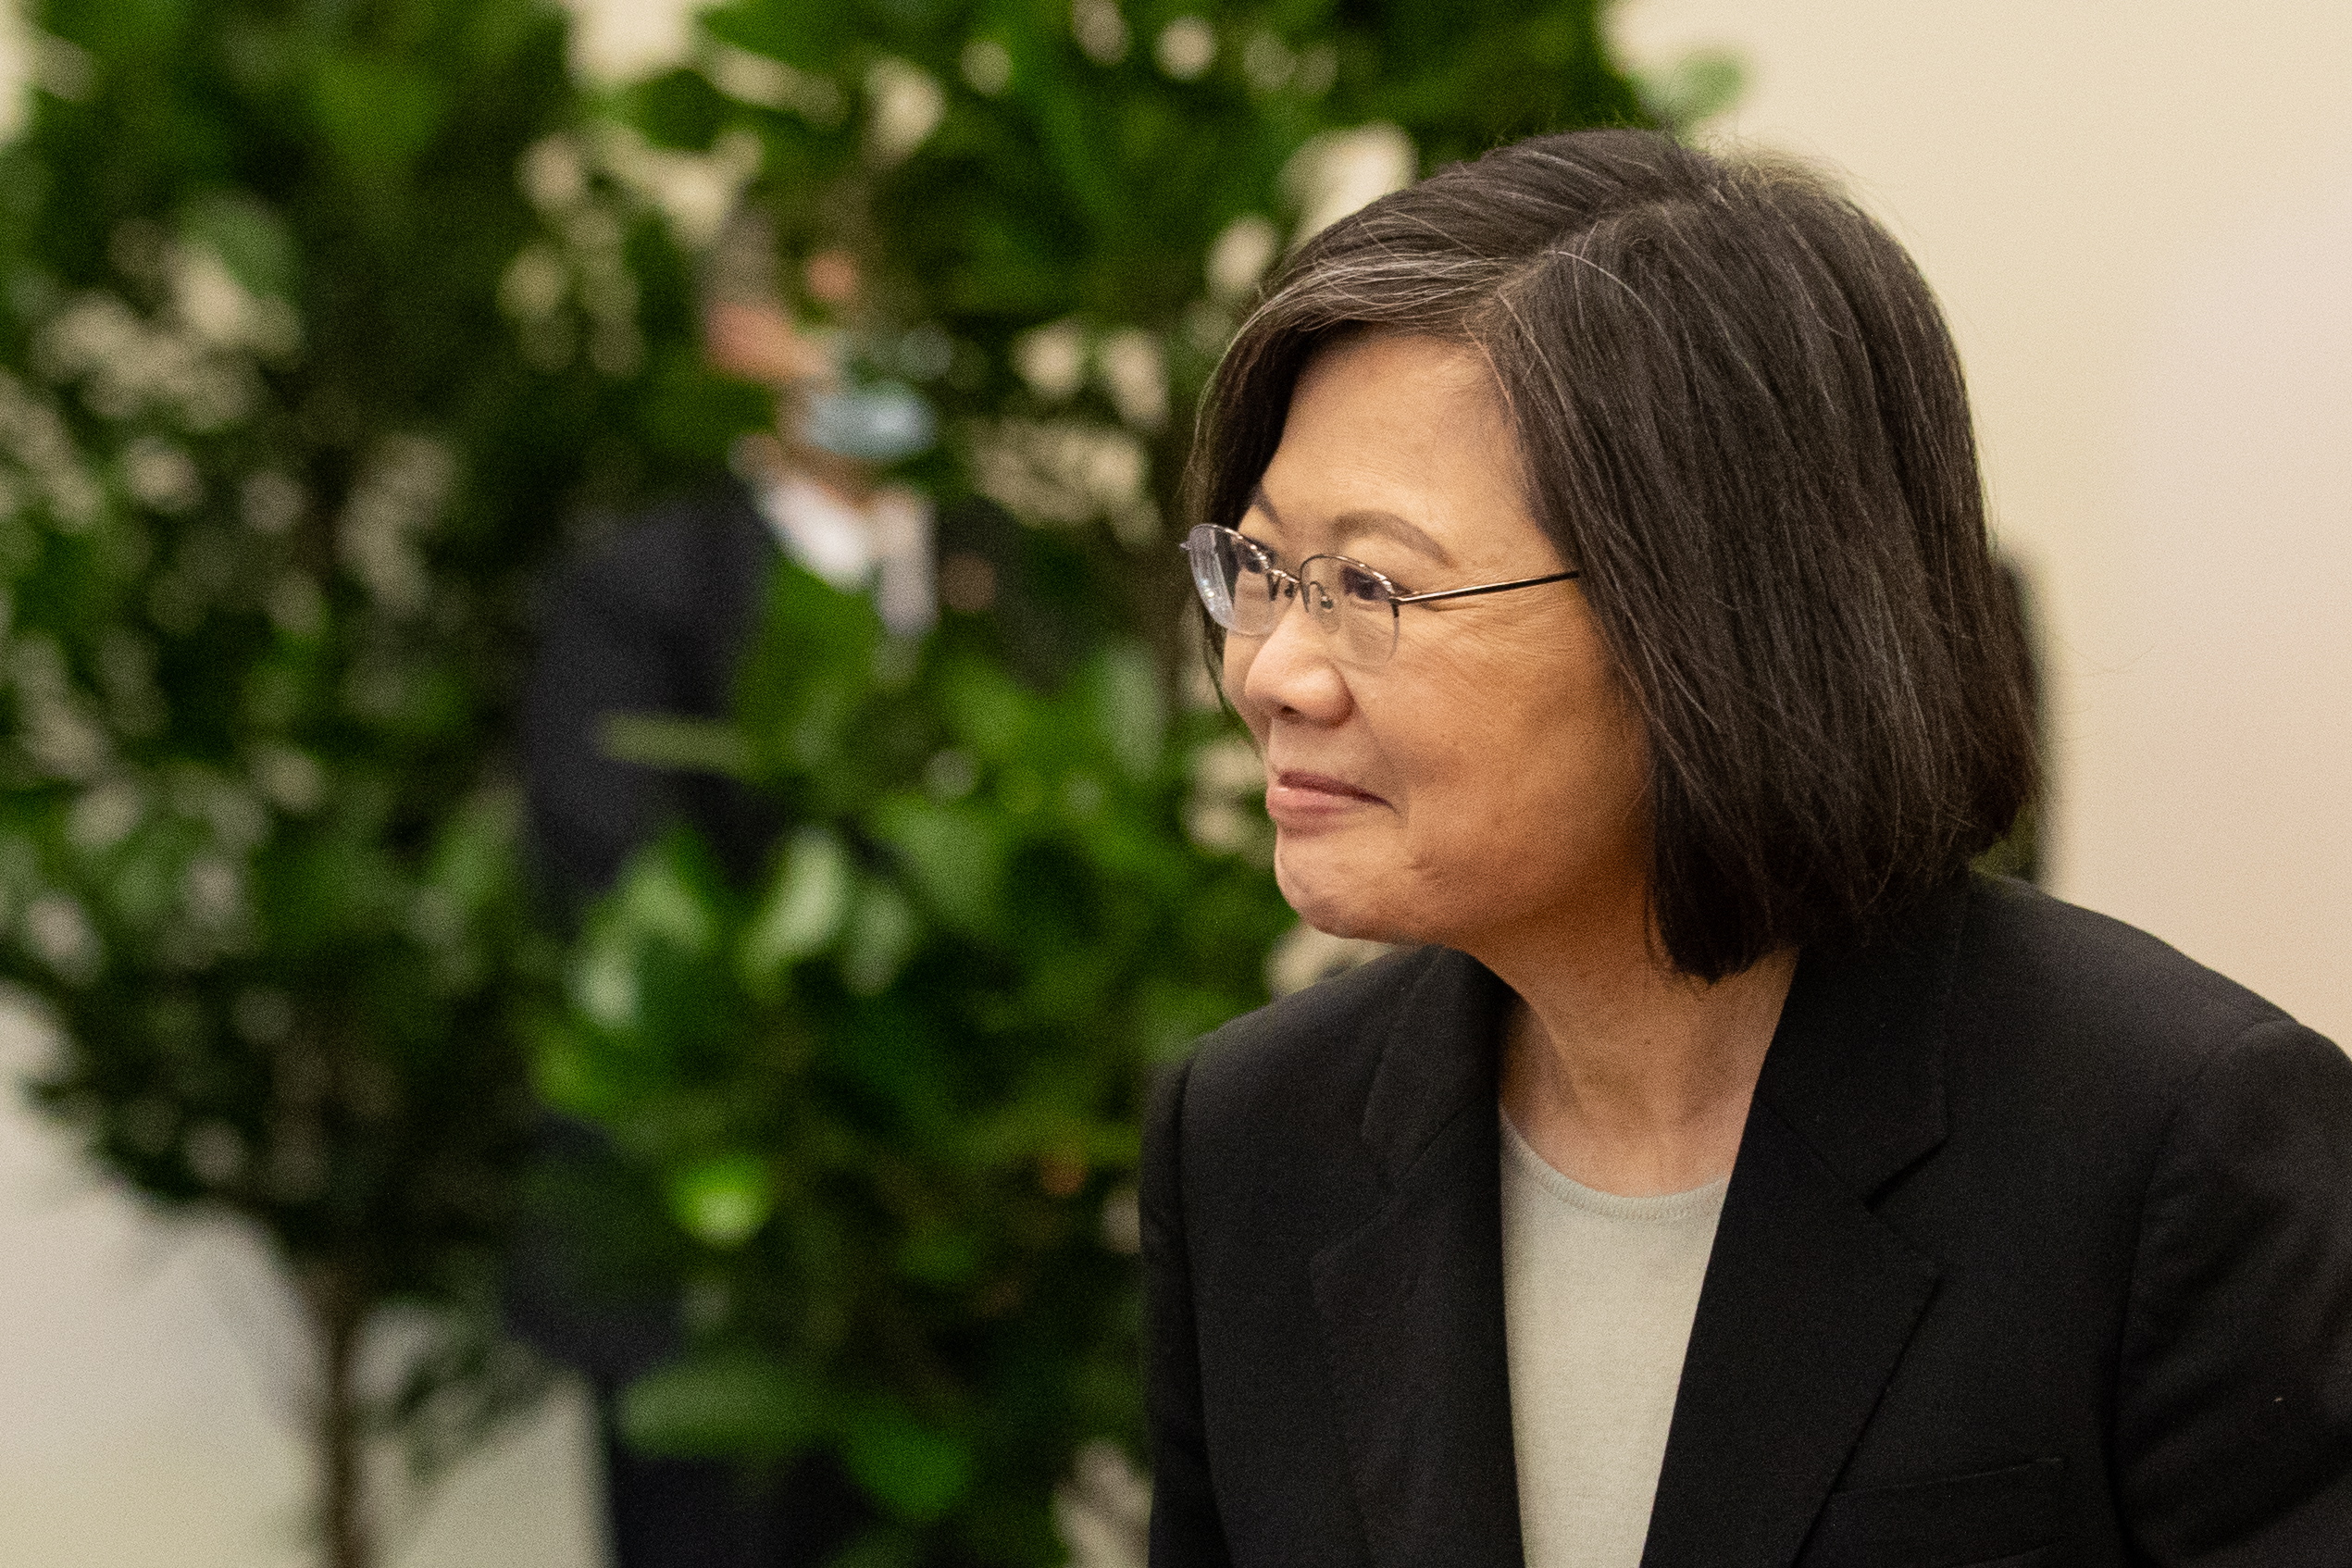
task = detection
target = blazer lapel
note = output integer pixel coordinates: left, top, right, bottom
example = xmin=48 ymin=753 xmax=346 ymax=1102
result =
xmin=1311 ymin=950 xmax=1524 ymax=1568
xmin=1640 ymin=882 xmax=1971 ymax=1568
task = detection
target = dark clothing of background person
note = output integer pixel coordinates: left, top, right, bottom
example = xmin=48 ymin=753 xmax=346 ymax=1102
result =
xmin=524 ymin=475 xmax=1092 ymax=914
xmin=510 ymin=477 xmax=1082 ymax=1567
xmin=523 ymin=480 xmax=782 ymax=914
xmin=509 ymin=479 xmax=845 ymax=1568
xmin=1143 ymin=873 xmax=2352 ymax=1568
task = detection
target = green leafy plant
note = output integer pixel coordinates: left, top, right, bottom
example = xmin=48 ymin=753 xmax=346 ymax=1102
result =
xmin=0 ymin=3 xmax=750 ymax=1564
xmin=577 ymin=0 xmax=1654 ymax=677
xmin=543 ymin=566 xmax=1291 ymax=1563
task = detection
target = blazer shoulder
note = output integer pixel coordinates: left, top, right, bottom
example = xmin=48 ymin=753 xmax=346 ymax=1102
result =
xmin=1957 ymin=874 xmax=2318 ymax=1089
xmin=1174 ymin=944 xmax=1452 ymax=1152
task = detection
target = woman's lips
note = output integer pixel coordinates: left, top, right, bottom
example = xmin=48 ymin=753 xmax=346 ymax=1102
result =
xmin=1266 ymin=769 xmax=1388 ymax=828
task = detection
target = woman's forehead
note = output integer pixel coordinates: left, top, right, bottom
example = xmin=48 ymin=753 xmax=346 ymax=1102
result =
xmin=1258 ymin=333 xmax=1536 ymax=566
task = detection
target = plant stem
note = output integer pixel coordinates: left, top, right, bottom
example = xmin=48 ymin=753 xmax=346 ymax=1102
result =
xmin=304 ymin=1265 xmax=371 ymax=1568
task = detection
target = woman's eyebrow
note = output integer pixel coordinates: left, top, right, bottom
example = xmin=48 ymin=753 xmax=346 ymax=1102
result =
xmin=1245 ymin=484 xmax=1455 ymax=566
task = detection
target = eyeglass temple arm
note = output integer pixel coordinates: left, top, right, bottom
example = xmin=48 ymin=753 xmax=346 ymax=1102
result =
xmin=1390 ymin=568 xmax=1579 ymax=606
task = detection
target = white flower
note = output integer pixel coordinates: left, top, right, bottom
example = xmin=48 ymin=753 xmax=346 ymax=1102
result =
xmin=1154 ymin=18 xmax=1215 ymax=81
xmin=518 ymin=134 xmax=589 ymax=212
xmin=1096 ymin=329 xmax=1167 ymax=431
xmin=960 ymin=39 xmax=1013 ymax=96
xmin=865 ymin=57 xmax=945 ymax=163
xmin=336 ymin=434 xmax=454 ymax=616
xmin=591 ymin=122 xmax=763 ymax=252
xmin=555 ymin=0 xmax=709 ymax=87
xmin=968 ymin=417 xmax=1152 ymax=540
xmin=22 ymin=894 xmax=100 ymax=983
xmin=168 ymin=244 xmax=299 ymax=359
xmin=240 ymin=470 xmax=305 ymax=534
xmin=1206 ymin=215 xmax=1278 ymax=302
xmin=36 ymin=290 xmax=260 ymax=431
xmin=120 ymin=436 xmax=202 ymax=514
xmin=1284 ymin=123 xmax=1417 ymax=242
xmin=1052 ymin=1441 xmax=1150 ymax=1568
xmin=0 ymin=12 xmax=93 ymax=147
xmin=1014 ymin=319 xmax=1089 ymax=403
xmin=1241 ymin=31 xmax=1293 ymax=95
xmin=66 ymin=779 xmax=143 ymax=852
xmin=702 ymin=43 xmax=845 ymax=125
xmin=1072 ymin=0 xmax=1129 ymax=66
xmin=251 ymin=744 xmax=325 ymax=815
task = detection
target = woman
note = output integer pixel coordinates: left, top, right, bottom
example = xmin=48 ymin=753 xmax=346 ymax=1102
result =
xmin=1145 ymin=130 xmax=2352 ymax=1568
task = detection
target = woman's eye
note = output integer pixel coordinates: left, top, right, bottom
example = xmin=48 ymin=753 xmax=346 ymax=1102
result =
xmin=1340 ymin=565 xmax=1391 ymax=604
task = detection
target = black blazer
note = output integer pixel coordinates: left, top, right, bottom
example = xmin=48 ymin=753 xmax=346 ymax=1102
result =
xmin=1143 ymin=875 xmax=2352 ymax=1568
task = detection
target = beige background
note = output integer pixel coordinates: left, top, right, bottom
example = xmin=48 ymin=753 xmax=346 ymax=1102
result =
xmin=4 ymin=2 xmax=2348 ymax=1563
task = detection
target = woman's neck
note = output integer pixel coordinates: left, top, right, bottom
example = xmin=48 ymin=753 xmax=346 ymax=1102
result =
xmin=1485 ymin=906 xmax=1796 ymax=1199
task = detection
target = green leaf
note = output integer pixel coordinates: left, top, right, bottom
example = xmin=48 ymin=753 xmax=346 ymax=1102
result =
xmin=601 ymin=713 xmax=754 ymax=778
xmin=666 ymin=1151 xmax=776 ymax=1247
xmin=308 ymin=56 xmax=444 ymax=174
xmin=841 ymin=1402 xmax=974 ymax=1524
xmin=894 ymin=1226 xmax=980 ymax=1288
xmin=838 ymin=877 xmax=920 ymax=996
xmin=1133 ymin=976 xmax=1246 ymax=1063
xmin=570 ymin=837 xmax=733 ymax=1033
xmin=1083 ymin=641 xmax=1166 ymax=781
xmin=865 ymin=794 xmax=1005 ymax=938
xmin=179 ymin=189 xmax=298 ymax=302
xmin=619 ymin=1349 xmax=818 ymax=1459
xmin=739 ymin=826 xmax=853 ymax=991
xmin=533 ymin=1022 xmax=615 ymax=1118
xmin=609 ymin=840 xmax=725 ymax=957
xmin=738 ymin=566 xmax=886 ymax=774
xmin=56 ymin=0 xmax=189 ymax=54
xmin=424 ymin=790 xmax=519 ymax=921
xmin=937 ymin=654 xmax=1034 ymax=763
xmin=568 ymin=925 xmax=640 ymax=1031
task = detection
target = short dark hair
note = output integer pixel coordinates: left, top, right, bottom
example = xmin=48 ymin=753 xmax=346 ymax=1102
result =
xmin=1189 ymin=129 xmax=2038 ymax=981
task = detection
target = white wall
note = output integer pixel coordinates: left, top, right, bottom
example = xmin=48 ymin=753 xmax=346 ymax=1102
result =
xmin=1616 ymin=0 xmax=2352 ymax=1042
xmin=0 ymin=1003 xmax=609 ymax=1568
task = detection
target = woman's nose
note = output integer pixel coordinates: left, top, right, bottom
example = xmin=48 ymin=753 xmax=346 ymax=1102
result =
xmin=1237 ymin=595 xmax=1350 ymax=725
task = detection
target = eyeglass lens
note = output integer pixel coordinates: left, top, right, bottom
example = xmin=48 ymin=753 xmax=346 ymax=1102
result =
xmin=1300 ymin=558 xmax=1400 ymax=665
xmin=1184 ymin=524 xmax=1400 ymax=667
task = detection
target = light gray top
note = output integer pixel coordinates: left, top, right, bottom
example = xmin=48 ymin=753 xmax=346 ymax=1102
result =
xmin=1500 ymin=1113 xmax=1727 ymax=1568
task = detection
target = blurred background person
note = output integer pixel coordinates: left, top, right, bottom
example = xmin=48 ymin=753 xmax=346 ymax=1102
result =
xmin=522 ymin=209 xmax=938 ymax=915
xmin=511 ymin=208 xmax=942 ymax=1568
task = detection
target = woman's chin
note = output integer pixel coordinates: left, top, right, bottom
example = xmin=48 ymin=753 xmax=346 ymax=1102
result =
xmin=1274 ymin=851 xmax=1407 ymax=945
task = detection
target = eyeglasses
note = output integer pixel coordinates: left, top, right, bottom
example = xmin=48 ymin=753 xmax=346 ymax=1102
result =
xmin=1182 ymin=522 xmax=1579 ymax=668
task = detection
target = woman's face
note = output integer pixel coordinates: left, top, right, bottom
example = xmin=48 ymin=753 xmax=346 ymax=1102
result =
xmin=1226 ymin=331 xmax=1653 ymax=953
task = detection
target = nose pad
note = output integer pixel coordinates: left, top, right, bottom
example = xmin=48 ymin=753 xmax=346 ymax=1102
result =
xmin=1303 ymin=580 xmax=1337 ymax=624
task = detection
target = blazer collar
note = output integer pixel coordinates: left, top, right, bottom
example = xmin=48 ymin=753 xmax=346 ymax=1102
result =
xmin=1641 ymin=878 xmax=1969 ymax=1568
xmin=1312 ymin=947 xmax=1522 ymax=1568
xmin=1313 ymin=878 xmax=1974 ymax=1568
xmin=1358 ymin=943 xmax=1516 ymax=1183
xmin=1348 ymin=878 xmax=1967 ymax=1188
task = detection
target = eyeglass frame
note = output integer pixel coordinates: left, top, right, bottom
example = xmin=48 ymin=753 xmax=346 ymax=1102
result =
xmin=1182 ymin=522 xmax=1581 ymax=664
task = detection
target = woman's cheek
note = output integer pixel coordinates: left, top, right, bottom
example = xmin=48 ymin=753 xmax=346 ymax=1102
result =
xmin=1222 ymin=641 xmax=1269 ymax=736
